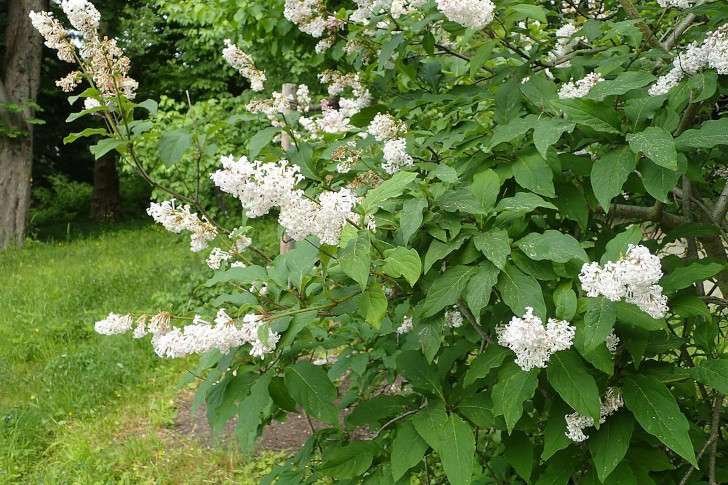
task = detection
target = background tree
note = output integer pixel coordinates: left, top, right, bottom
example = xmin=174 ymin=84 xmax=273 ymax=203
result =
xmin=0 ymin=0 xmax=46 ymax=248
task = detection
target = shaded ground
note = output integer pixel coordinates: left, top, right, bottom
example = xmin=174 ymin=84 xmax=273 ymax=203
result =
xmin=173 ymin=389 xmax=321 ymax=453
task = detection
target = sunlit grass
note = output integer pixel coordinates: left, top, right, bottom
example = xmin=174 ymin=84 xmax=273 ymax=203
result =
xmin=0 ymin=219 xmax=284 ymax=483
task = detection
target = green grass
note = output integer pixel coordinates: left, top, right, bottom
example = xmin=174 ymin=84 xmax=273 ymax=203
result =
xmin=0 ymin=219 xmax=283 ymax=484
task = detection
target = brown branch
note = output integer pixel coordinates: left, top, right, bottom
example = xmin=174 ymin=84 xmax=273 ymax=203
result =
xmin=608 ymin=203 xmax=683 ymax=227
xmin=457 ymin=300 xmax=493 ymax=349
xmin=662 ymin=0 xmax=710 ymax=51
xmin=709 ymin=394 xmax=724 ymax=485
xmin=679 ymin=393 xmax=723 ymax=485
xmin=618 ymin=0 xmax=668 ymax=52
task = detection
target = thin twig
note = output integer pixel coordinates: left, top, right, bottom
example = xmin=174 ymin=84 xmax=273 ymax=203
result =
xmin=456 ymin=300 xmax=493 ymax=350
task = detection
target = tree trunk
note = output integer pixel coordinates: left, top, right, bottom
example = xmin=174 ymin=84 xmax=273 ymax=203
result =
xmin=90 ymin=154 xmax=124 ymax=220
xmin=0 ymin=0 xmax=46 ymax=249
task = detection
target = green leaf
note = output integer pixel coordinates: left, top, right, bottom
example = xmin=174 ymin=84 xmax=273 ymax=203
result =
xmin=421 ymin=265 xmax=477 ymax=318
xmin=391 ymin=421 xmax=429 ymax=481
xmin=90 ymin=138 xmax=127 ymax=159
xmin=515 ymin=230 xmax=588 ymax=264
xmin=458 ymin=393 xmax=495 ymax=428
xmin=205 ymin=265 xmax=268 ymax=287
xmin=469 ymin=40 xmax=497 ymax=77
xmin=429 ymin=164 xmax=459 ymax=183
xmin=582 ymin=297 xmax=616 ymax=353
xmin=639 ymin=158 xmax=683 ymax=202
xmin=288 ymin=142 xmax=319 ymax=181
xmin=589 ymin=412 xmax=634 ymax=483
xmin=688 ymin=70 xmax=718 ymax=103
xmin=626 ymin=127 xmax=677 ymax=171
xmin=601 ymin=226 xmax=642 ymax=264
xmin=689 ymin=359 xmax=728 ymax=395
xmin=63 ymin=128 xmax=107 ymax=144
xmin=412 ymin=401 xmax=448 ymax=449
xmin=158 ymin=129 xmax=193 ymax=166
xmin=495 ymin=80 xmax=524 ymax=125
xmin=660 ymin=261 xmax=725 ymax=293
xmin=136 ymin=98 xmax=158 ymax=116
xmin=439 ymin=414 xmax=475 ymax=485
xmin=361 ymin=171 xmax=418 ymax=213
xmin=236 ymin=374 xmax=273 ymax=451
xmin=533 ymin=118 xmax=575 ymax=159
xmin=496 ymin=263 xmax=547 ymax=319
xmin=424 ymin=236 xmax=466 ymax=274
xmin=382 ymin=247 xmax=421 ymax=286
xmin=284 ymin=361 xmax=339 ymax=427
xmin=400 ymin=198 xmax=427 ymax=244
xmin=496 ymin=192 xmax=557 ymax=212
xmin=618 ymin=299 xmax=667 ymax=332
xmin=591 ymin=146 xmax=636 ymax=211
xmin=542 ymin=399 xmax=572 ymax=460
xmin=623 ymin=375 xmax=697 ymax=467
xmin=340 ymin=230 xmax=371 ymax=290
xmin=319 ymin=441 xmax=377 ymax=479
xmin=547 ymin=350 xmax=602 ymax=423
xmin=248 ymin=126 xmax=281 ymax=159
xmin=512 ymin=151 xmax=556 ymax=197
xmin=553 ymin=284 xmax=577 ymax=321
xmin=587 ymin=71 xmax=655 ymax=100
xmin=396 ymin=350 xmax=445 ymax=401
xmin=488 ymin=116 xmax=536 ymax=148
xmin=554 ymin=99 xmax=621 ymax=134
xmin=464 ymin=344 xmax=510 ymax=386
xmin=675 ymin=118 xmax=728 ymax=150
xmin=437 ymin=189 xmax=488 ymax=215
xmin=473 ymin=228 xmax=510 ymax=270
xmin=357 ymin=285 xmax=388 ymax=329
xmin=506 ymin=3 xmax=547 ymax=22
xmin=470 ymin=169 xmax=500 ymax=212
xmin=465 ymin=261 xmax=500 ymax=320
xmin=504 ymin=431 xmax=534 ymax=483
xmin=492 ymin=362 xmax=539 ymax=433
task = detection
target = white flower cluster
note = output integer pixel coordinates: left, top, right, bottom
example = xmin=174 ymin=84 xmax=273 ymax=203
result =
xmin=657 ymin=0 xmax=691 ymax=8
xmin=649 ymin=25 xmax=728 ymax=96
xmin=496 ymin=307 xmax=575 ymax=371
xmin=565 ymin=388 xmax=624 ymax=442
xmin=605 ymin=329 xmax=620 ymax=353
xmin=547 ymin=23 xmax=583 ymax=68
xmin=349 ymin=0 xmax=427 ymax=25
xmin=94 ymin=312 xmax=134 ymax=335
xmin=152 ymin=311 xmax=280 ymax=359
xmin=396 ymin=316 xmax=413 ymax=334
xmin=436 ymin=0 xmax=496 ymax=30
xmin=146 ymin=200 xmax=218 ymax=252
xmin=96 ymin=310 xmax=280 ymax=360
xmin=206 ymin=247 xmax=232 ymax=270
xmin=61 ymin=0 xmax=100 ymax=32
xmin=333 ymin=141 xmax=363 ymax=174
xmin=284 ymin=0 xmax=326 ymax=37
xmin=579 ymin=244 xmax=668 ymax=318
xmin=211 ymin=155 xmax=360 ymax=245
xmin=444 ymin=307 xmax=463 ymax=328
xmin=382 ymin=138 xmax=414 ymax=174
xmin=222 ymin=40 xmax=266 ymax=92
xmin=31 ymin=1 xmax=138 ymax=101
xmin=558 ymin=72 xmax=603 ymax=99
xmin=368 ymin=113 xmax=407 ymax=142
xmin=29 ymin=11 xmax=74 ymax=62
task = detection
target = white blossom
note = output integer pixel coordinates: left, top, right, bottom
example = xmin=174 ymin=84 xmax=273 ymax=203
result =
xmin=94 ymin=312 xmax=133 ymax=335
xmin=29 ymin=11 xmax=75 ymax=62
xmin=61 ymin=0 xmax=100 ymax=33
xmin=222 ymin=40 xmax=266 ymax=91
xmin=558 ymin=72 xmax=603 ymax=99
xmin=565 ymin=388 xmax=624 ymax=442
xmin=436 ymin=0 xmax=496 ymax=30
xmin=146 ymin=200 xmax=217 ymax=252
xmin=657 ymin=0 xmax=691 ymax=8
xmin=605 ymin=329 xmax=620 ymax=353
xmin=444 ymin=307 xmax=463 ymax=328
xmin=396 ymin=316 xmax=413 ymax=334
xmin=579 ymin=245 xmax=668 ymax=318
xmin=207 ymin=247 xmax=231 ymax=270
xmin=367 ymin=113 xmax=407 ymax=141
xmin=382 ymin=138 xmax=414 ymax=174
xmin=497 ymin=307 xmax=575 ymax=371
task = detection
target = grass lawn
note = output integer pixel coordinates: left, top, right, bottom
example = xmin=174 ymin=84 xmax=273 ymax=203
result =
xmin=0 ymin=220 xmax=283 ymax=484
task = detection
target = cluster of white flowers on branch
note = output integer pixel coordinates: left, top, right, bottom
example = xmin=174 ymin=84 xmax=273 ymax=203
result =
xmin=30 ymin=0 xmax=138 ymax=105
xmin=146 ymin=200 xmax=217 ymax=252
xmin=435 ymin=0 xmax=496 ymax=30
xmin=367 ymin=113 xmax=413 ymax=174
xmin=211 ymin=155 xmax=362 ymax=245
xmin=649 ymin=24 xmax=728 ymax=96
xmin=565 ymin=388 xmax=624 ymax=442
xmin=496 ymin=307 xmax=576 ymax=371
xmin=222 ymin=40 xmax=266 ymax=92
xmin=94 ymin=310 xmax=279 ymax=359
xmin=558 ymin=72 xmax=603 ymax=99
xmin=579 ymin=244 xmax=668 ymax=318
